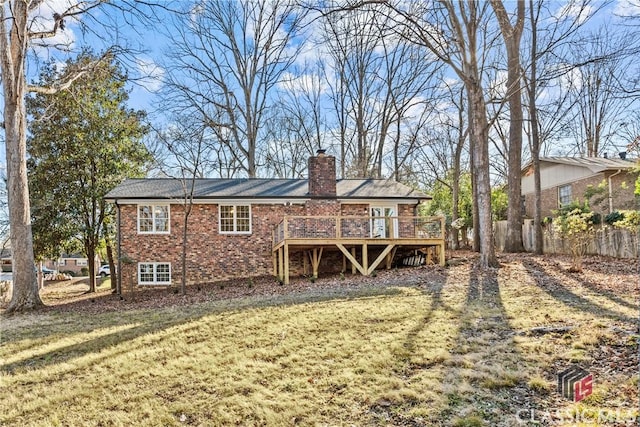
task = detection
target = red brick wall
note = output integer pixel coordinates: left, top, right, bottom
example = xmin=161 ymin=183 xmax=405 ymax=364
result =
xmin=523 ymin=170 xmax=638 ymax=219
xmin=308 ymin=153 xmax=336 ymax=197
xmin=119 ymin=200 xmax=422 ymax=286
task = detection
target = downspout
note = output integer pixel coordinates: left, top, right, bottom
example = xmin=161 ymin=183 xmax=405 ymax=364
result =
xmin=116 ymin=201 xmax=122 ymax=296
xmin=608 ymin=169 xmax=623 ymax=214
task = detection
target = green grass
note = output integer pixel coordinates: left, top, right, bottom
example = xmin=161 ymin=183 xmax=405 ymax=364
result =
xmin=1 ymin=256 xmax=638 ymax=426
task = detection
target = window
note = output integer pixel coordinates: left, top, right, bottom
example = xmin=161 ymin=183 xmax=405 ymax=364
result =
xmin=558 ymin=185 xmax=572 ymax=206
xmin=76 ymin=259 xmax=87 ymax=267
xmin=219 ymin=205 xmax=251 ymax=234
xmin=138 ymin=205 xmax=170 ymax=233
xmin=138 ymin=263 xmax=171 ymax=285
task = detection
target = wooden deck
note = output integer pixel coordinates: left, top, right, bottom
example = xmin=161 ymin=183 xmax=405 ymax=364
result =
xmin=272 ymin=215 xmax=446 ymax=284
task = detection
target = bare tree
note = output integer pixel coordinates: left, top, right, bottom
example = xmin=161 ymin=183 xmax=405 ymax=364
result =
xmin=522 ymin=0 xmax=608 ymax=253
xmin=1 ymin=0 xmax=166 ymax=312
xmin=321 ymin=5 xmax=442 ymax=178
xmin=380 ymin=0 xmax=499 ymax=267
xmin=491 ymin=0 xmax=525 ymax=253
xmin=162 ymin=0 xmax=305 ymax=178
xmin=566 ymin=27 xmax=639 ymax=157
xmin=153 ymin=115 xmax=209 ymax=295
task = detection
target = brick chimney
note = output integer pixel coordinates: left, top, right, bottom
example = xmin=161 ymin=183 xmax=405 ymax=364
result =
xmin=308 ymin=149 xmax=336 ymax=198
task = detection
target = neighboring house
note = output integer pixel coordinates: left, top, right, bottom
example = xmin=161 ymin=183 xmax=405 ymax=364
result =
xmin=106 ymin=151 xmax=444 ymax=287
xmin=1 ymin=248 xmax=11 ymax=273
xmin=522 ymin=156 xmax=639 ymax=219
xmin=51 ymin=254 xmax=92 ymax=275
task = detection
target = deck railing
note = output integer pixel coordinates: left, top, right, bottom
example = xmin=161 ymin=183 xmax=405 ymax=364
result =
xmin=273 ymin=215 xmax=445 ymax=245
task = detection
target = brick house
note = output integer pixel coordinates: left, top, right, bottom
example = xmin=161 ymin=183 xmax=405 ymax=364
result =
xmin=105 ymin=151 xmax=444 ymax=287
xmin=521 ymin=157 xmax=638 ymax=219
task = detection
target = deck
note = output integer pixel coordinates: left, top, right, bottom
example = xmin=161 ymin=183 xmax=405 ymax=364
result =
xmin=272 ymin=215 xmax=446 ymax=284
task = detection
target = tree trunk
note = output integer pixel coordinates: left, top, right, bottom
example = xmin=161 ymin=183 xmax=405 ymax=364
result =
xmin=181 ymin=203 xmax=192 ymax=295
xmin=105 ymin=235 xmax=117 ymax=292
xmin=468 ymin=105 xmax=481 ymax=252
xmin=3 ymin=1 xmax=43 ymax=312
xmin=528 ymin=0 xmax=544 ymax=255
xmin=468 ymin=84 xmax=498 ymax=268
xmin=86 ymin=243 xmax=96 ymax=293
xmin=492 ymin=0 xmax=525 ymax=253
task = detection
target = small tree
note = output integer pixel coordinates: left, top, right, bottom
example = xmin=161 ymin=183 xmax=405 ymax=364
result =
xmin=28 ymin=51 xmax=150 ymax=293
xmin=553 ymin=203 xmax=596 ymax=272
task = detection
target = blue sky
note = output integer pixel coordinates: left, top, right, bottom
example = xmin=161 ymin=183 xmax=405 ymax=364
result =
xmin=2 ymin=0 xmax=640 ymax=172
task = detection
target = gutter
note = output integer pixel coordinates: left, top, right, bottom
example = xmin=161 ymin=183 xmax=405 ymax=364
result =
xmin=608 ymin=169 xmax=623 ymax=214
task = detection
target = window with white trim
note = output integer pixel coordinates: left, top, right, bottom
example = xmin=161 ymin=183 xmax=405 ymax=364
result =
xmin=138 ymin=205 xmax=170 ymax=233
xmin=138 ymin=263 xmax=171 ymax=285
xmin=558 ymin=185 xmax=572 ymax=206
xmin=219 ymin=204 xmax=251 ymax=234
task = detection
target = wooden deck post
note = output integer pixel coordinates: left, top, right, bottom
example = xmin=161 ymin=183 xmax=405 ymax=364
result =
xmin=278 ymin=247 xmax=284 ymax=281
xmin=273 ymin=250 xmax=277 ymax=276
xmin=351 ymin=247 xmax=356 ymax=274
xmin=362 ymin=244 xmax=368 ymax=275
xmin=284 ymin=243 xmax=290 ymax=285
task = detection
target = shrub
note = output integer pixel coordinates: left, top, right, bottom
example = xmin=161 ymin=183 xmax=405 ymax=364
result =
xmin=80 ymin=267 xmax=89 ymax=276
xmin=613 ymin=210 xmax=640 ymax=230
xmin=553 ymin=206 xmax=596 ymax=272
xmin=605 ymin=211 xmax=624 ymax=225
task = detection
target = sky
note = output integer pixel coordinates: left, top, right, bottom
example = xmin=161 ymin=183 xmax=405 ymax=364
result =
xmin=2 ymin=0 xmax=640 ymax=174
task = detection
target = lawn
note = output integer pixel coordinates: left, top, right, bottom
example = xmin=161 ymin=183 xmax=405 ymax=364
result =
xmin=1 ymin=253 xmax=638 ymax=426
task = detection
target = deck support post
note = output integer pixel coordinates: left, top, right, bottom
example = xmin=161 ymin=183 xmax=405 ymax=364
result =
xmin=278 ymin=247 xmax=284 ymax=281
xmin=310 ymin=247 xmax=323 ymax=278
xmin=367 ymin=244 xmax=395 ymax=275
xmin=336 ymin=244 xmax=367 ymax=276
xmin=362 ymin=244 xmax=368 ymax=275
xmin=284 ymin=243 xmax=290 ymax=285
xmin=351 ymin=247 xmax=356 ymax=274
xmin=273 ymin=250 xmax=277 ymax=276
xmin=385 ymin=246 xmax=398 ymax=269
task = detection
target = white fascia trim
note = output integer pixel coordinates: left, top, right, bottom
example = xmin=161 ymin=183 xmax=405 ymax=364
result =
xmin=338 ymin=198 xmax=423 ymax=205
xmin=113 ymin=198 xmax=309 ymax=205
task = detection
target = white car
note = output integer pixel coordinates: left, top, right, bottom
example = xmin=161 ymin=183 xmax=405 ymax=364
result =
xmin=98 ymin=265 xmax=111 ymax=277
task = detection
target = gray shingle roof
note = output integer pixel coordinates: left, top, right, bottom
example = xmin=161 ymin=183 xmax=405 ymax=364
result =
xmin=523 ymin=156 xmax=637 ymax=173
xmin=105 ymin=178 xmax=430 ymax=201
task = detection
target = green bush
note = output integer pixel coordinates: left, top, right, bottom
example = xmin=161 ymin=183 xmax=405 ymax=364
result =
xmin=605 ymin=211 xmax=624 ymax=225
xmin=80 ymin=267 xmax=89 ymax=276
xmin=553 ymin=205 xmax=596 ymax=272
xmin=613 ymin=210 xmax=640 ymax=230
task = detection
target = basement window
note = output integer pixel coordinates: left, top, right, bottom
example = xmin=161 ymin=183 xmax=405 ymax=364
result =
xmin=558 ymin=185 xmax=572 ymax=206
xmin=138 ymin=205 xmax=170 ymax=234
xmin=138 ymin=263 xmax=171 ymax=285
xmin=219 ymin=205 xmax=251 ymax=234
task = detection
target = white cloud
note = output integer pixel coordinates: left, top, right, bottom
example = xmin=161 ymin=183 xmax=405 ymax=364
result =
xmin=135 ymin=57 xmax=165 ymax=92
xmin=613 ymin=0 xmax=640 ymax=16
xmin=552 ymin=1 xmax=594 ymax=25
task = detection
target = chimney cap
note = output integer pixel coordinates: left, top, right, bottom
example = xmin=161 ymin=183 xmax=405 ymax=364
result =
xmin=316 ymin=148 xmax=326 ymax=156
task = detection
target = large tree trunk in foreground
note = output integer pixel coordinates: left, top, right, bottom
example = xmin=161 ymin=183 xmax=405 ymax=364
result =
xmin=492 ymin=0 xmax=525 ymax=253
xmin=2 ymin=1 xmax=43 ymax=312
xmin=468 ymin=84 xmax=498 ymax=268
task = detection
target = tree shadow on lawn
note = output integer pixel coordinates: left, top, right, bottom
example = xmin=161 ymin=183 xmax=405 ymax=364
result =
xmin=1 ymin=284 xmax=404 ymax=376
xmin=523 ymin=259 xmax=637 ymax=327
xmin=433 ymin=266 xmax=527 ymax=425
xmin=543 ymin=258 xmax=639 ymax=312
xmin=376 ymin=263 xmax=528 ymax=426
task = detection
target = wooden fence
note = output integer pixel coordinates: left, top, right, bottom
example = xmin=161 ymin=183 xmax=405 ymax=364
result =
xmin=494 ymin=220 xmax=639 ymax=259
